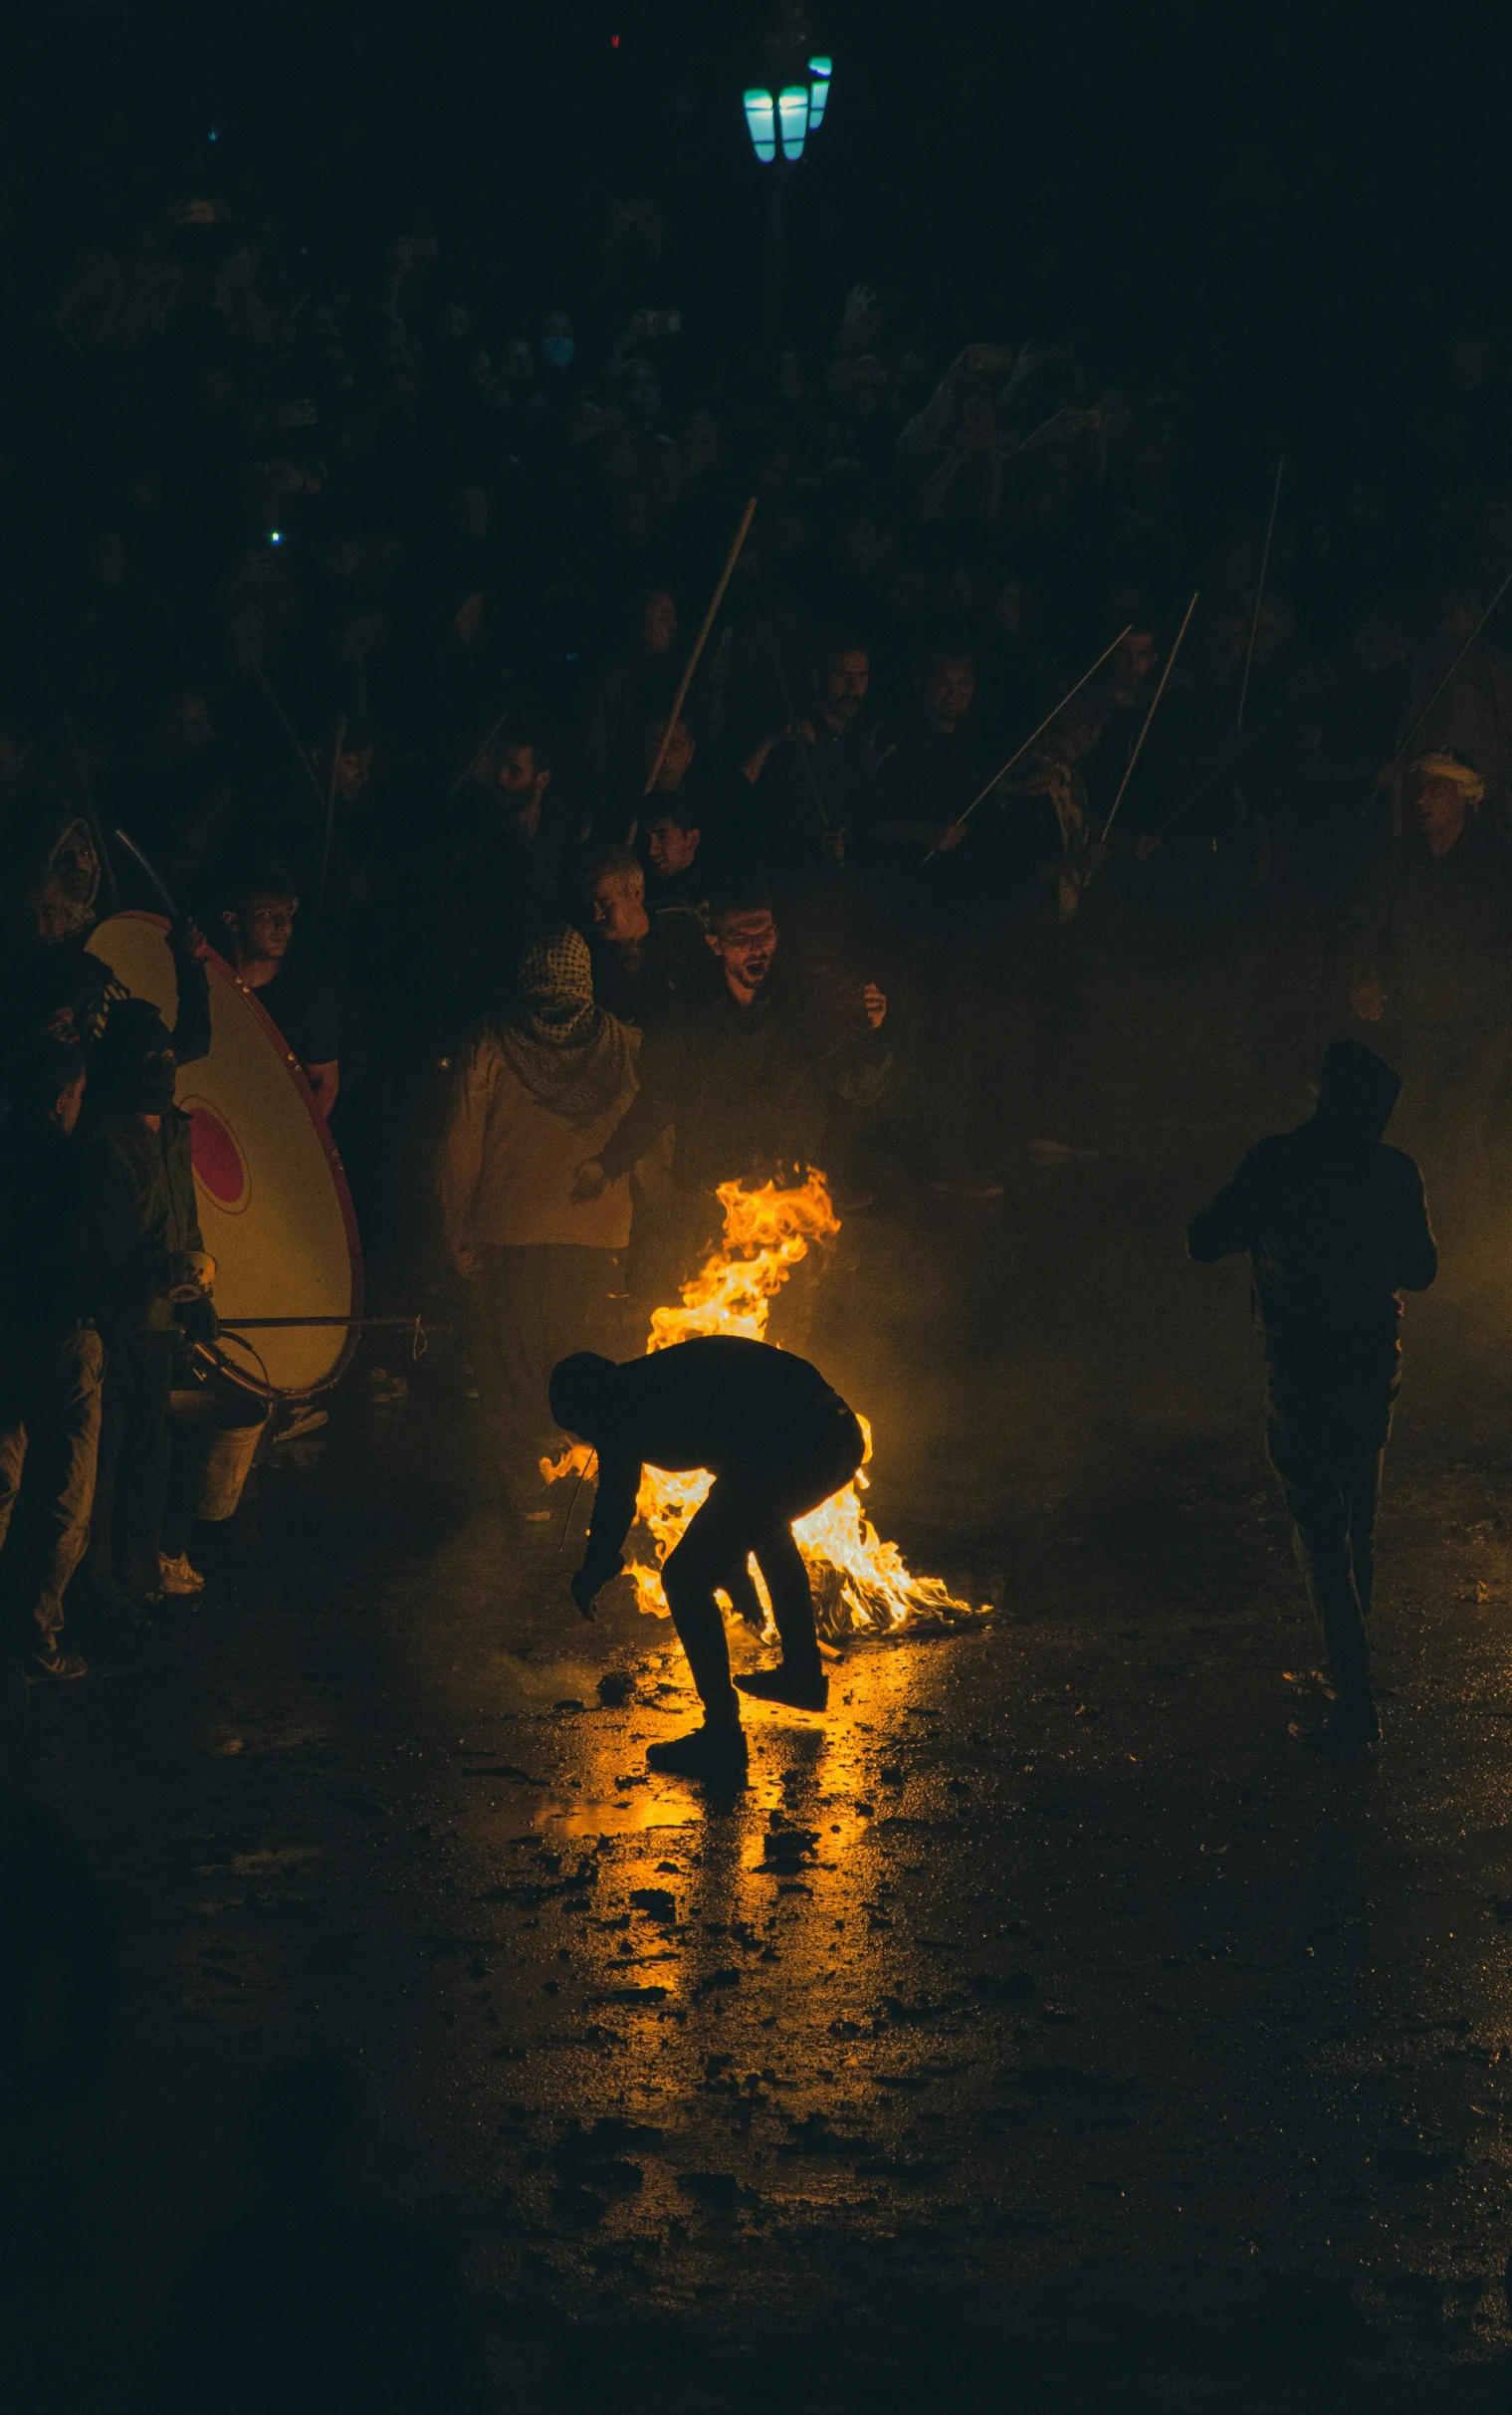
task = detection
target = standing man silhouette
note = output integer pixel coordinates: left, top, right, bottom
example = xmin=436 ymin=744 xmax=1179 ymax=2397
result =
xmin=1188 ymin=1042 xmax=1437 ymax=1748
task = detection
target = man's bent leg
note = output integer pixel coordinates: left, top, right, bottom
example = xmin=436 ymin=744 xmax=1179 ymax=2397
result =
xmin=751 ymin=1524 xmax=823 ymax=1684
xmin=660 ymin=1488 xmax=747 ymax=1730
xmin=736 ymin=1413 xmax=864 ymax=1709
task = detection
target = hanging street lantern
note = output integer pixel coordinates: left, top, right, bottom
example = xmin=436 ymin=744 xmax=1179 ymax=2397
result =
xmin=743 ymin=9 xmax=832 ymax=364
xmin=743 ymin=11 xmax=833 ymax=167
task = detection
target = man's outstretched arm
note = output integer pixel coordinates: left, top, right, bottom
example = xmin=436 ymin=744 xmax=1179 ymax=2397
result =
xmin=571 ymin=1449 xmax=642 ymax=1616
xmin=1395 ymin=1161 xmax=1438 ymax=1292
xmin=1187 ymin=1155 xmax=1259 ymax=1264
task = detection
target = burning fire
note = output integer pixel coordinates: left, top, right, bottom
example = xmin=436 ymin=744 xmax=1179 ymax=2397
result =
xmin=543 ymin=1170 xmax=985 ymax=1638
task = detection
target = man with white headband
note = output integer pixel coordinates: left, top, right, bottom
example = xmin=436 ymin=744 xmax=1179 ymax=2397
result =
xmin=1345 ymin=747 xmax=1512 ymax=1228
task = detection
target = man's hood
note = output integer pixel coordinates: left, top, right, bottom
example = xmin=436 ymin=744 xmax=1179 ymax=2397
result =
xmin=1314 ymin=1039 xmax=1401 ymax=1141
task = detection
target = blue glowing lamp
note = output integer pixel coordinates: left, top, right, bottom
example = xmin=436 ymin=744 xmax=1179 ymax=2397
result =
xmin=776 ymin=86 xmax=810 ymax=159
xmin=745 ymin=56 xmax=832 ymax=163
xmin=744 ymin=89 xmax=777 ymax=163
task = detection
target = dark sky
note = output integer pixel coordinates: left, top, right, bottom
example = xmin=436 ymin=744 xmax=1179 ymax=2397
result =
xmin=2 ymin=1 xmax=1498 ymax=401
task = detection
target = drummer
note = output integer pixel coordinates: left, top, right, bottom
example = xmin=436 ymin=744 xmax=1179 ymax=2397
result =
xmin=220 ymin=866 xmax=340 ymax=1121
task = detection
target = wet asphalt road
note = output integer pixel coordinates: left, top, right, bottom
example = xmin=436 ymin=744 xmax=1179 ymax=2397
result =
xmin=11 ymin=1122 xmax=1512 ymax=2413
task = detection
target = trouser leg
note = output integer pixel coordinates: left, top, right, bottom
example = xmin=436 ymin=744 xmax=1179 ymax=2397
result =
xmin=1343 ymin=1445 xmax=1385 ymax=1623
xmin=1267 ymin=1348 xmax=1397 ymax=1700
xmin=1268 ymin=1414 xmax=1371 ymax=1696
xmin=82 ymin=1346 xmax=128 ymax=1602
xmin=3 ymin=1330 xmax=104 ymax=1651
xmin=728 ymin=1414 xmax=864 ymax=1678
xmin=110 ymin=1334 xmax=172 ymax=1601
xmin=661 ymin=1491 xmax=745 ymax=1727
xmin=752 ymin=1522 xmax=822 ymax=1681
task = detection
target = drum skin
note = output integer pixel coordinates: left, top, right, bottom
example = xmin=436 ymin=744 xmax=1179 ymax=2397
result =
xmin=86 ymin=913 xmax=362 ymax=1398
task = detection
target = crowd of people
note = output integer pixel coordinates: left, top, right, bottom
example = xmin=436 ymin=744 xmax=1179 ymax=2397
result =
xmin=4 ymin=132 xmax=1512 ymax=1694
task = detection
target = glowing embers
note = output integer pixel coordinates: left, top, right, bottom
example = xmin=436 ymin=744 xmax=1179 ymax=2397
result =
xmin=543 ymin=1172 xmax=987 ymax=1638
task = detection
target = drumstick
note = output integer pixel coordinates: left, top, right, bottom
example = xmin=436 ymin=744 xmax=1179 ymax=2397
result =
xmin=1100 ymin=590 xmax=1198 ymax=843
xmin=112 ymin=826 xmax=180 ymax=921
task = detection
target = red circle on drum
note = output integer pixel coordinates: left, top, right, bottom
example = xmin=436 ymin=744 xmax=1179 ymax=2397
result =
xmin=185 ymin=1100 xmax=250 ymax=1212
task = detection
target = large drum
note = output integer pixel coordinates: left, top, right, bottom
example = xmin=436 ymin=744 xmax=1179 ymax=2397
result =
xmin=86 ymin=912 xmax=362 ymax=1399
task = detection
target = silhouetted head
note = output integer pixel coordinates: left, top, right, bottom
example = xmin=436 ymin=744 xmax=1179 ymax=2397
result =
xmin=549 ymin=1351 xmax=618 ymax=1439
xmin=1315 ymin=1040 xmax=1401 ymax=1141
xmin=249 ymin=2054 xmax=382 ymax=2202
xmin=94 ymin=998 xmax=176 ymax=1114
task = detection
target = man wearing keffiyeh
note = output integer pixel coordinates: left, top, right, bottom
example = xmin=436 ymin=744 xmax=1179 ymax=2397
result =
xmin=438 ymin=927 xmax=640 ymax=1518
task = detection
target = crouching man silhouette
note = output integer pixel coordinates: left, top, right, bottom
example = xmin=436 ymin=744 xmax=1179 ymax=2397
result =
xmin=551 ymin=1336 xmax=865 ymax=1778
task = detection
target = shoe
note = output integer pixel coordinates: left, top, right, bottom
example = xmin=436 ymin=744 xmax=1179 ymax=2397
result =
xmin=29 ymin=1649 xmax=89 ymax=1681
xmin=1295 ymin=1693 xmax=1381 ymax=1751
xmin=158 ymin=1550 xmax=205 ymax=1597
xmin=736 ymin=1664 xmax=829 ymax=1712
xmin=645 ymin=1725 xmax=749 ymax=1779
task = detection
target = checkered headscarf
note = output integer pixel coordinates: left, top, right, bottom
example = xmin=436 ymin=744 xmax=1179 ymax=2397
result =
xmin=494 ymin=925 xmax=636 ymax=1126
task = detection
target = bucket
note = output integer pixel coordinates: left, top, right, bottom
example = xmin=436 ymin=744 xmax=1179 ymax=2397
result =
xmin=169 ymin=1383 xmax=273 ymax=1520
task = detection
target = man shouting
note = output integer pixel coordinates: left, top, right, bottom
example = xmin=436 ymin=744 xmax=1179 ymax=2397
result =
xmin=550 ymin=1337 xmax=865 ymax=1777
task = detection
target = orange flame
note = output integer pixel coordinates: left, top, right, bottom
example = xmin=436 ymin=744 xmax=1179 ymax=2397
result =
xmin=542 ymin=1171 xmax=986 ymax=1636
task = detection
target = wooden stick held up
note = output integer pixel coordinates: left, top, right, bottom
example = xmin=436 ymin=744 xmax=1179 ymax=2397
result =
xmin=1101 ymin=591 xmax=1198 ymax=843
xmin=921 ymin=624 xmax=1133 ymax=863
xmin=643 ymin=495 xmax=758 ymax=795
xmin=761 ymin=622 xmax=831 ymax=833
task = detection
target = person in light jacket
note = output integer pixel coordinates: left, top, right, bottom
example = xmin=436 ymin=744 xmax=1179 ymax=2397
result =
xmin=439 ymin=925 xmax=639 ymax=1519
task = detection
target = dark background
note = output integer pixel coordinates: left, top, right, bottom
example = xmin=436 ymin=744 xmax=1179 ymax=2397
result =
xmin=1 ymin=2 xmax=1500 ymax=420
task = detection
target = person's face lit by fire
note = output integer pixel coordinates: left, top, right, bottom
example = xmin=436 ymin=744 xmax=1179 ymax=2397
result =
xmin=225 ymin=892 xmax=297 ymax=967
xmin=1412 ymin=769 xmax=1468 ymax=855
xmin=817 ymin=649 xmax=869 ymax=731
xmin=588 ymin=870 xmax=650 ymax=946
xmin=498 ymin=743 xmax=550 ymax=840
xmin=640 ymin=590 xmax=678 ymax=656
xmin=647 ymin=815 xmax=700 ymax=878
xmin=707 ymin=908 xmax=778 ymax=1001
xmin=52 ymin=1071 xmax=86 ymax=1135
xmin=925 ymin=655 xmax=975 ymax=732
xmin=1115 ymin=631 xmax=1160 ymax=695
